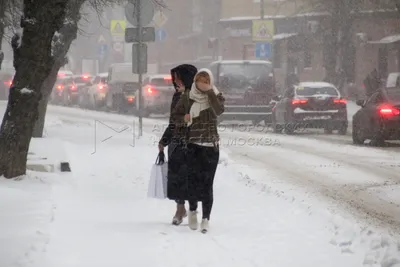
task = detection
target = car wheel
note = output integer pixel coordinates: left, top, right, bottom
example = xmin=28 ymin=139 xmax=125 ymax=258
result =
xmin=352 ymin=122 xmax=365 ymax=145
xmin=284 ymin=122 xmax=295 ymax=134
xmin=338 ymin=122 xmax=347 ymax=135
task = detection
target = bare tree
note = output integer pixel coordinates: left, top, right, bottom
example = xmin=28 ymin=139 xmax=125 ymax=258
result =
xmin=33 ymin=0 xmax=166 ymax=137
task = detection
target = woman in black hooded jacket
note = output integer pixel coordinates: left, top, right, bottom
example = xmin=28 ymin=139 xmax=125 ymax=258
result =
xmin=158 ymin=64 xmax=197 ymax=225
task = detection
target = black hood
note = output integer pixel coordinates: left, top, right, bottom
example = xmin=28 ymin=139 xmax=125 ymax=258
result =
xmin=170 ymin=64 xmax=197 ymax=91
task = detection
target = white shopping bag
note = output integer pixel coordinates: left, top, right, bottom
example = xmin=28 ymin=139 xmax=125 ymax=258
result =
xmin=147 ymin=152 xmax=168 ymax=199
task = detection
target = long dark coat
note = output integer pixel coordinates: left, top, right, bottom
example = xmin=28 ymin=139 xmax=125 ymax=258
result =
xmin=158 ymin=64 xmax=197 ymax=200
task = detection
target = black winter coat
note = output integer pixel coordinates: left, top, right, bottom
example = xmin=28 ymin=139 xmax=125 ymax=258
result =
xmin=159 ymin=64 xmax=197 ymax=152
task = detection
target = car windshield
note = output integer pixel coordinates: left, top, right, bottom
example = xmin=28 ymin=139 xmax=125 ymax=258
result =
xmin=150 ymin=78 xmax=173 ymax=87
xmin=296 ymin=86 xmax=339 ymax=96
xmin=220 ymin=63 xmax=272 ymax=84
xmin=74 ymin=77 xmax=90 ymax=84
xmin=386 ymin=88 xmax=400 ymax=101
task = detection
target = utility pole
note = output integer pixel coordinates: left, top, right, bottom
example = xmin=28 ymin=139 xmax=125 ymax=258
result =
xmin=260 ymin=0 xmax=264 ymax=19
xmin=136 ymin=0 xmax=143 ymax=137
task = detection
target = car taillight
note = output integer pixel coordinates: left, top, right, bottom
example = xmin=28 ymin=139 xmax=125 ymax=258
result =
xmin=98 ymin=84 xmax=104 ymax=90
xmin=70 ymin=84 xmax=77 ymax=90
xmin=56 ymin=84 xmax=64 ymax=90
xmin=4 ymin=80 xmax=12 ymax=86
xmin=334 ymin=98 xmax=346 ymax=104
xmin=146 ymin=86 xmax=158 ymax=94
xmin=292 ymin=99 xmax=308 ymax=105
xmin=127 ymin=97 xmax=134 ymax=102
xmin=379 ymin=105 xmax=400 ymax=116
xmin=164 ymin=76 xmax=172 ymax=80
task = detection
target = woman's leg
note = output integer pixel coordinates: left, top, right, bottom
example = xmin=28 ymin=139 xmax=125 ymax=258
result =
xmin=201 ymin=147 xmax=219 ymax=222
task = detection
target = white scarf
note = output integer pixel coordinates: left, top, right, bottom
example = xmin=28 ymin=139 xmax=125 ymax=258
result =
xmin=187 ymin=83 xmax=220 ymax=126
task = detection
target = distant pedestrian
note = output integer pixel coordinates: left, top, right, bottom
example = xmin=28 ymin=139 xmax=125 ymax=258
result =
xmin=171 ymin=68 xmax=225 ymax=233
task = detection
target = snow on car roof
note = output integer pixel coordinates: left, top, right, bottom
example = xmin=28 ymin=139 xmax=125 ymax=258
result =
xmin=97 ymin=73 xmax=108 ymax=77
xmin=297 ymin=82 xmax=336 ymax=88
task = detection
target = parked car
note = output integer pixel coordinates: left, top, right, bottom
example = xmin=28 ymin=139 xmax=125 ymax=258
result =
xmin=208 ymin=60 xmax=276 ymax=125
xmin=81 ymin=72 xmax=109 ymax=110
xmin=50 ymin=76 xmax=77 ymax=105
xmin=271 ymin=82 xmax=348 ymax=134
xmin=135 ymin=74 xmax=174 ymax=117
xmin=352 ymin=86 xmax=400 ymax=146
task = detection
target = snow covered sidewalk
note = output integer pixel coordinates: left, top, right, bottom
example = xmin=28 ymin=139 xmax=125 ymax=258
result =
xmin=0 ymin=111 xmax=397 ymax=267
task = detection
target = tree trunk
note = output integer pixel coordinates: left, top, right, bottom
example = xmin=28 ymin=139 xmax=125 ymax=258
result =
xmin=32 ymin=63 xmax=60 ymax=137
xmin=0 ymin=0 xmax=69 ymax=178
xmin=32 ymin=1 xmax=83 ymax=137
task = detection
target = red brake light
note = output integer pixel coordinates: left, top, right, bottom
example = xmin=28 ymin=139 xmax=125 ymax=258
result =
xmin=147 ymin=86 xmax=157 ymax=94
xmin=82 ymin=75 xmax=89 ymax=79
xmin=127 ymin=97 xmax=134 ymax=102
xmin=334 ymin=99 xmax=347 ymax=104
xmin=98 ymin=84 xmax=104 ymax=90
xmin=56 ymin=84 xmax=64 ymax=90
xmin=164 ymin=76 xmax=172 ymax=80
xmin=58 ymin=73 xmax=65 ymax=77
xmin=4 ymin=80 xmax=12 ymax=86
xmin=292 ymin=99 xmax=308 ymax=105
xmin=70 ymin=84 xmax=76 ymax=90
xmin=379 ymin=105 xmax=400 ymax=116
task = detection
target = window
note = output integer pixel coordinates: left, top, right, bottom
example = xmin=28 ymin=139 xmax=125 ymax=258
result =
xmin=219 ymin=62 xmax=273 ymax=88
xmin=386 ymin=88 xmax=400 ymax=102
xmin=295 ymin=86 xmax=339 ymax=96
xmin=365 ymin=92 xmax=380 ymax=105
xmin=150 ymin=78 xmax=173 ymax=87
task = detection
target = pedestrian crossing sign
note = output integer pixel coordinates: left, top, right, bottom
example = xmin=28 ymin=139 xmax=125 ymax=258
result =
xmin=252 ymin=20 xmax=274 ymax=42
xmin=110 ymin=20 xmax=126 ymax=36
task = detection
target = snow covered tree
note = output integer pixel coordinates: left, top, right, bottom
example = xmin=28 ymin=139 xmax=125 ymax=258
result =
xmin=32 ymin=0 xmax=166 ymax=137
xmin=0 ymin=0 xmax=70 ymax=178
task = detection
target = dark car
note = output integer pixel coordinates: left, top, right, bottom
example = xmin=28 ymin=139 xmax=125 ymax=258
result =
xmin=352 ymin=87 xmax=400 ymax=146
xmin=50 ymin=77 xmax=77 ymax=105
xmin=208 ymin=60 xmax=276 ymax=125
xmin=272 ymin=82 xmax=348 ymax=134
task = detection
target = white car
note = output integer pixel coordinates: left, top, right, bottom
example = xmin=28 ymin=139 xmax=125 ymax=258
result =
xmin=136 ymin=74 xmax=175 ymax=117
xmin=82 ymin=73 xmax=108 ymax=109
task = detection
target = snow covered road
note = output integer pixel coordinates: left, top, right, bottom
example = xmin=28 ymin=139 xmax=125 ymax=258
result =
xmin=1 ymin=101 xmax=400 ymax=266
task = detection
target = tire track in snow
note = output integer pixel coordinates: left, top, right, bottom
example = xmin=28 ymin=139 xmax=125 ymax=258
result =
xmin=225 ymin=144 xmax=400 ymax=234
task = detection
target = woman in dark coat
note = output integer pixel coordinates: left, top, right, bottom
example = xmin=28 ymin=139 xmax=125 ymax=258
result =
xmin=171 ymin=68 xmax=225 ymax=233
xmin=158 ymin=64 xmax=197 ymax=225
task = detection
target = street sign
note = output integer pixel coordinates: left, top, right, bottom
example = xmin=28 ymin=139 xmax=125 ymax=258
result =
xmin=155 ymin=29 xmax=166 ymax=42
xmin=124 ymin=1 xmax=155 ymax=27
xmin=125 ymin=27 xmax=155 ymax=43
xmin=98 ymin=44 xmax=108 ymax=57
xmin=111 ymin=20 xmax=126 ymax=36
xmin=153 ymin=11 xmax=168 ymax=27
xmin=98 ymin=35 xmax=106 ymax=43
xmin=132 ymin=43 xmax=147 ymax=74
xmin=255 ymin=42 xmax=271 ymax=59
xmin=113 ymin=42 xmax=123 ymax=52
xmin=252 ymin=20 xmax=274 ymax=42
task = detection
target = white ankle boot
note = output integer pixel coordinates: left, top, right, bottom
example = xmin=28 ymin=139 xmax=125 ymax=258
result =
xmin=200 ymin=219 xmax=209 ymax=233
xmin=188 ymin=211 xmax=198 ymax=230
